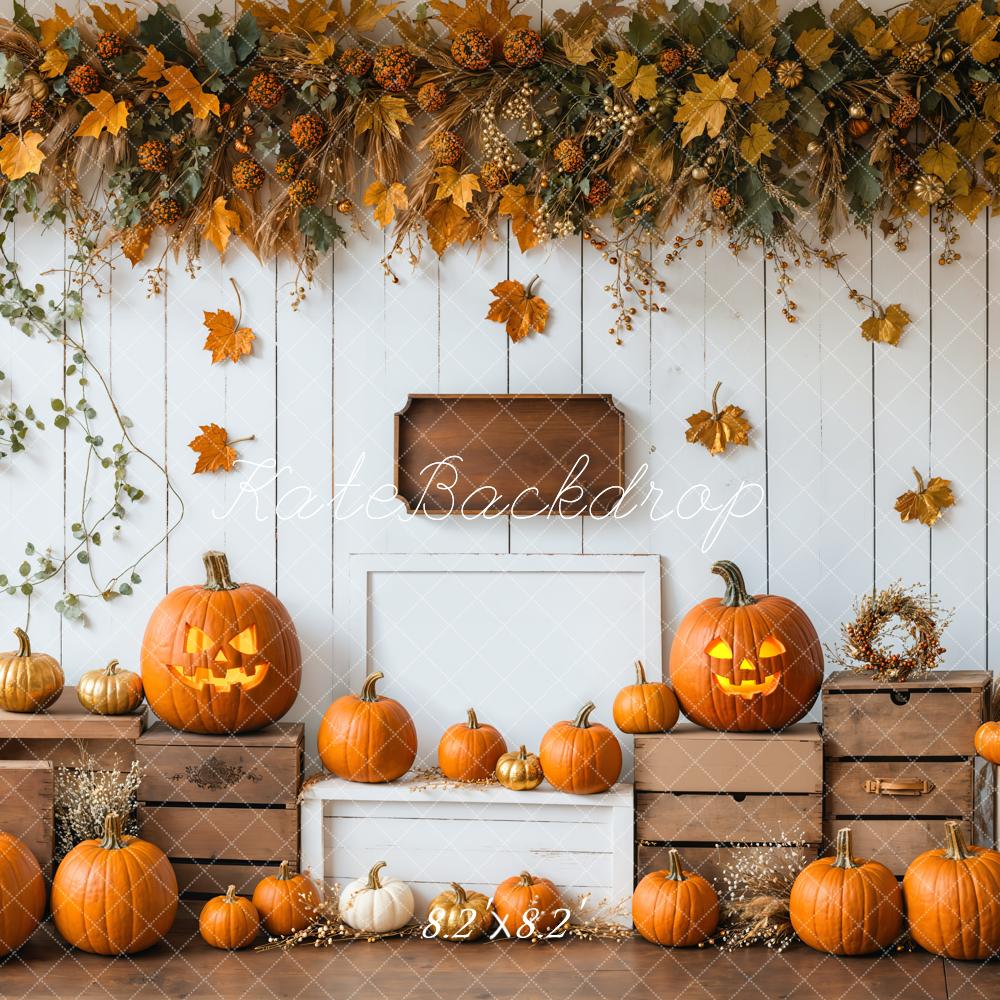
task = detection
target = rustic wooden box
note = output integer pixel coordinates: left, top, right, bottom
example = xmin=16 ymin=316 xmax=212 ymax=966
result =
xmin=136 ymin=722 xmax=303 ymax=897
xmin=822 ymin=670 xmax=994 ymax=875
xmin=0 ymin=760 xmax=53 ymax=872
xmin=300 ymin=774 xmax=635 ymax=926
xmin=0 ymin=687 xmax=146 ymax=769
xmin=635 ymin=724 xmax=823 ymax=887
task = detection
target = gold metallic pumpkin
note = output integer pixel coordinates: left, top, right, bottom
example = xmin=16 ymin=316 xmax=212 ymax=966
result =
xmin=77 ymin=660 xmax=145 ymax=716
xmin=0 ymin=628 xmax=63 ymax=713
xmin=427 ymin=882 xmax=492 ymax=941
xmin=495 ymin=745 xmax=543 ymax=791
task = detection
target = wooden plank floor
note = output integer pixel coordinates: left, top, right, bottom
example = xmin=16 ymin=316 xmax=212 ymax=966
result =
xmin=1 ymin=908 xmax=998 ymax=998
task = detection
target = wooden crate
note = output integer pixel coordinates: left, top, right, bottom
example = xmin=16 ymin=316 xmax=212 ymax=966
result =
xmin=137 ymin=722 xmax=303 ymax=897
xmin=635 ymin=724 xmax=823 ymax=888
xmin=300 ymin=773 xmax=635 ymax=926
xmin=822 ymin=670 xmax=994 ymax=875
xmin=0 ymin=687 xmax=145 ymax=769
xmin=0 ymin=760 xmax=53 ymax=872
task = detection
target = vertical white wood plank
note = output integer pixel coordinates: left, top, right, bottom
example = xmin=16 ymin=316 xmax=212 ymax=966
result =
xmin=931 ymin=219 xmax=988 ymax=669
xmin=988 ymin=217 xmax=1000 ymax=674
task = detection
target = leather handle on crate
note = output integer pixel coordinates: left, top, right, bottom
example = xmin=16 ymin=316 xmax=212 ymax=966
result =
xmin=863 ymin=778 xmax=934 ymax=797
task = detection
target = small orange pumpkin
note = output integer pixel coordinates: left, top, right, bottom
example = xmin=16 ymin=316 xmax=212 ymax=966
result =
xmin=903 ymin=821 xmax=1000 ymax=960
xmin=847 ymin=117 xmax=871 ymax=137
xmin=438 ymin=708 xmax=507 ymax=782
xmin=199 ymin=885 xmax=260 ymax=949
xmin=612 ymin=660 xmax=679 ymax=734
xmin=494 ymin=871 xmax=564 ymax=936
xmin=317 ymin=672 xmax=417 ymax=783
xmin=539 ymin=701 xmax=622 ymax=795
xmin=0 ymin=831 xmax=45 ymax=957
xmin=975 ymin=721 xmax=1000 ymax=765
xmin=632 ymin=849 xmax=718 ymax=947
xmin=789 ymin=828 xmax=902 ymax=955
xmin=252 ymin=860 xmax=321 ymax=936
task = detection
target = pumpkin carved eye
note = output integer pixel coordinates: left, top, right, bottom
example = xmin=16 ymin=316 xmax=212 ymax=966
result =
xmin=758 ymin=636 xmax=786 ymax=658
xmin=184 ymin=625 xmax=213 ymax=654
xmin=705 ymin=638 xmax=733 ymax=659
xmin=229 ymin=625 xmax=258 ymax=655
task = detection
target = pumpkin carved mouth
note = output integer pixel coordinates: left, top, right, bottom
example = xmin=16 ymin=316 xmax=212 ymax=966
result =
xmin=169 ymin=662 xmax=269 ymax=694
xmin=714 ymin=673 xmax=779 ymax=699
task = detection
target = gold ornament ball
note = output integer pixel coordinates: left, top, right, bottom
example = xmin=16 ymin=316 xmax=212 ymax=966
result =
xmin=941 ymin=48 xmax=955 ymax=64
xmin=336 ymin=199 xmax=353 ymax=214
xmin=705 ymin=154 xmax=718 ymax=166
xmin=806 ymin=139 xmax=822 ymax=155
xmin=848 ymin=103 xmax=866 ymax=119
xmin=691 ymin=165 xmax=708 ymax=181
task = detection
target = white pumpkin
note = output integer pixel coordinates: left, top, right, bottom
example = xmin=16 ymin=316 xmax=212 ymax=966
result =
xmin=339 ymin=861 xmax=415 ymax=933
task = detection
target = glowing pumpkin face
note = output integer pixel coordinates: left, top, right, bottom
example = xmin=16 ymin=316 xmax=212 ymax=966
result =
xmin=141 ymin=552 xmax=301 ymax=734
xmin=669 ymin=561 xmax=823 ymax=732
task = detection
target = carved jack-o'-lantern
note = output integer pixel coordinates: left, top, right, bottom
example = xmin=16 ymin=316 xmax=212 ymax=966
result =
xmin=141 ymin=551 xmax=301 ymax=734
xmin=669 ymin=560 xmax=823 ymax=732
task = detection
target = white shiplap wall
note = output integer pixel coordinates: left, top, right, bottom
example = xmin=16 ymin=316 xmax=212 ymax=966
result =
xmin=1 ymin=0 xmax=996 ymax=765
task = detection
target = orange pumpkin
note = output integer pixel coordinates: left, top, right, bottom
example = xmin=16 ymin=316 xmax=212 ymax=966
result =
xmin=141 ymin=551 xmax=301 ymax=734
xmin=975 ymin=721 xmax=1000 ymax=764
xmin=438 ymin=708 xmax=507 ymax=782
xmin=199 ymin=885 xmax=260 ymax=950
xmin=252 ymin=860 xmax=321 ymax=936
xmin=0 ymin=831 xmax=45 ymax=957
xmin=539 ymin=701 xmax=622 ymax=795
xmin=494 ymin=871 xmax=564 ymax=936
xmin=789 ymin=828 xmax=902 ymax=955
xmin=317 ymin=672 xmax=417 ymax=783
xmin=669 ymin=560 xmax=823 ymax=732
xmin=903 ymin=821 xmax=1000 ymax=960
xmin=50 ymin=813 xmax=178 ymax=954
xmin=632 ymin=849 xmax=718 ymax=947
xmin=612 ymin=660 xmax=679 ymax=734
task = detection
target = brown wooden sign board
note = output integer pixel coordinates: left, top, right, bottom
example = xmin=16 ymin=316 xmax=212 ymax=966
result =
xmin=394 ymin=394 xmax=625 ymax=515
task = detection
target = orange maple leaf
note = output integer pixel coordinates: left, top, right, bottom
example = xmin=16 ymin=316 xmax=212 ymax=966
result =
xmin=486 ymin=276 xmax=549 ymax=342
xmin=498 ymin=184 xmax=540 ymax=253
xmin=202 ymin=197 xmax=241 ymax=257
xmin=138 ymin=45 xmax=165 ymax=83
xmin=74 ymin=90 xmax=129 ymax=139
xmin=0 ymin=132 xmax=46 ymax=181
xmin=429 ymin=0 xmax=531 ymax=48
xmin=203 ymin=306 xmax=255 ymax=364
xmin=159 ymin=64 xmax=220 ymax=119
xmin=188 ymin=424 xmax=254 ymax=474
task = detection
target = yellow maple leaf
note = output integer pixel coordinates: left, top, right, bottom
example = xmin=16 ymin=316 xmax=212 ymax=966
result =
xmin=486 ymin=277 xmax=549 ymax=343
xmin=954 ymin=185 xmax=990 ymax=223
xmin=888 ymin=7 xmax=929 ymax=45
xmin=138 ymin=45 xmax=165 ymax=83
xmin=347 ymin=0 xmax=402 ymax=32
xmin=685 ymin=381 xmax=751 ymax=456
xmin=189 ymin=423 xmax=252 ymax=474
xmin=609 ymin=51 xmax=659 ymax=102
xmin=305 ymin=37 xmax=336 ymax=65
xmin=90 ymin=2 xmax=137 ymax=35
xmin=364 ymin=180 xmax=408 ymax=228
xmin=429 ymin=0 xmax=532 ymax=47
xmin=675 ymin=73 xmax=738 ymax=146
xmin=498 ymin=183 xmax=540 ymax=253
xmin=120 ymin=225 xmax=151 ymax=266
xmin=74 ymin=90 xmax=129 ymax=138
xmin=895 ymin=467 xmax=955 ymax=526
xmin=562 ymin=26 xmax=603 ymax=65
xmin=160 ymin=64 xmax=220 ymax=119
xmin=861 ymin=303 xmax=911 ymax=345
xmin=355 ymin=95 xmax=412 ymax=139
xmin=610 ymin=50 xmax=638 ymax=86
xmin=0 ymin=131 xmax=45 ymax=181
xmin=203 ymin=309 xmax=255 ymax=364
xmin=794 ymin=27 xmax=836 ymax=70
xmin=852 ymin=17 xmax=895 ymax=57
xmin=831 ymin=0 xmax=867 ymax=31
xmin=240 ymin=0 xmax=337 ymax=35
xmin=424 ymin=198 xmax=479 ymax=255
xmin=727 ymin=0 xmax=778 ymax=51
xmin=955 ymin=3 xmax=1000 ymax=62
xmin=739 ymin=122 xmax=775 ymax=164
xmin=918 ymin=142 xmax=960 ymax=183
xmin=433 ymin=166 xmax=480 ymax=209
xmin=729 ymin=49 xmax=771 ymax=103
xmin=954 ymin=118 xmax=996 ymax=159
xmin=39 ymin=5 xmax=74 ymax=50
xmin=202 ymin=197 xmax=241 ymax=257
xmin=39 ymin=47 xmax=69 ymax=79
xmin=752 ymin=93 xmax=789 ymax=124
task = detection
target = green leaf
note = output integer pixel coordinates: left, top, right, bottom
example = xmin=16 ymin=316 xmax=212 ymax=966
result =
xmin=232 ymin=12 xmax=260 ymax=62
xmin=139 ymin=7 xmax=189 ymax=64
xmin=198 ymin=27 xmax=236 ymax=79
xmin=12 ymin=1 xmax=39 ymax=39
xmin=299 ymin=208 xmax=346 ymax=254
xmin=846 ymin=154 xmax=882 ymax=216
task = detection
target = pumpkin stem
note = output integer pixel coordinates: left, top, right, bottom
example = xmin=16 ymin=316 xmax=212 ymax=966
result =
xmin=224 ymin=885 xmax=237 ymax=903
xmin=666 ymin=849 xmax=686 ymax=882
xmin=367 ymin=861 xmax=387 ymax=890
xmin=517 ymin=745 xmax=528 ymax=760
xmin=912 ymin=467 xmax=926 ymax=493
xmin=466 ymin=708 xmax=480 ymax=730
xmin=100 ymin=813 xmax=126 ymax=851
xmin=710 ymin=381 xmax=722 ymax=419
xmin=573 ymin=702 xmax=597 ymax=728
xmin=105 ymin=659 xmax=119 ymax=676
xmin=944 ymin=821 xmax=974 ymax=861
xmin=711 ymin=561 xmax=757 ymax=608
xmin=634 ymin=660 xmax=647 ymax=685
xmin=518 ymin=872 xmax=534 ymax=887
xmin=203 ymin=551 xmax=239 ymax=591
xmin=276 ymin=860 xmax=293 ymax=881
xmin=831 ymin=828 xmax=860 ymax=869
xmin=360 ymin=672 xmax=383 ymax=702
xmin=451 ymin=882 xmax=468 ymax=904
xmin=13 ymin=627 xmax=30 ymax=657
